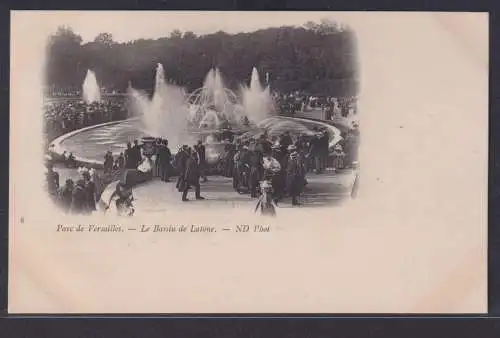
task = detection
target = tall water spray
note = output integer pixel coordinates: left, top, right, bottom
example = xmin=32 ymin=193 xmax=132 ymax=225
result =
xmin=188 ymin=68 xmax=243 ymax=128
xmin=213 ymin=68 xmax=226 ymax=111
xmin=128 ymin=63 xmax=193 ymax=148
xmin=200 ymin=68 xmax=227 ymax=112
xmin=241 ymin=67 xmax=275 ymax=124
xmin=82 ymin=70 xmax=101 ymax=104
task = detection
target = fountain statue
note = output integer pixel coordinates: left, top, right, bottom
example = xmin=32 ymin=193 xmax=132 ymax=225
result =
xmin=82 ymin=69 xmax=101 ymax=104
xmin=128 ymin=65 xmax=281 ymax=149
xmin=185 ymin=68 xmax=245 ymax=129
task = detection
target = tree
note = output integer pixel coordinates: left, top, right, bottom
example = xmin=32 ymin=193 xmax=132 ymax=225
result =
xmin=48 ymin=26 xmax=83 ymax=46
xmin=303 ymin=18 xmax=344 ymax=35
xmin=170 ymin=29 xmax=182 ymax=39
xmin=45 ymin=21 xmax=359 ymax=96
xmin=183 ymin=31 xmax=197 ymax=39
xmin=46 ymin=26 xmax=83 ymax=88
xmin=94 ymin=32 xmax=114 ymax=46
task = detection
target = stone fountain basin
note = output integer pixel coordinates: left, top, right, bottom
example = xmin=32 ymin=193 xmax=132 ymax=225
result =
xmin=48 ymin=116 xmax=341 ymax=170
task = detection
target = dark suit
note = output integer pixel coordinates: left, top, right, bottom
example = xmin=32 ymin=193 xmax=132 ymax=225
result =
xmin=132 ymin=145 xmax=142 ymax=167
xmin=175 ymin=150 xmax=190 ymax=191
xmin=159 ymin=145 xmax=172 ymax=181
xmin=182 ymin=156 xmax=201 ymax=200
xmin=124 ymin=148 xmax=135 ymax=169
xmin=286 ymin=155 xmax=306 ymax=205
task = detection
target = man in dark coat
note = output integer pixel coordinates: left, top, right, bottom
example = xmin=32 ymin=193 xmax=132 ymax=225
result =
xmin=132 ymin=139 xmax=142 ymax=168
xmin=82 ymin=171 xmax=97 ymax=212
xmin=181 ymin=150 xmax=205 ymax=201
xmin=279 ymin=131 xmax=293 ymax=154
xmin=159 ymin=139 xmax=172 ymax=182
xmin=154 ymin=138 xmax=162 ymax=177
xmin=70 ymin=179 xmax=89 ymax=215
xmin=45 ymin=163 xmax=60 ymax=198
xmin=237 ymin=145 xmax=252 ymax=192
xmin=319 ymin=130 xmax=330 ymax=171
xmin=248 ymin=150 xmax=262 ymax=198
xmin=175 ymin=145 xmax=190 ymax=191
xmin=258 ymin=134 xmax=272 ymax=156
xmin=223 ymin=141 xmax=236 ymax=177
xmin=308 ymin=131 xmax=323 ymax=174
xmin=221 ymin=127 xmax=234 ymax=143
xmin=286 ymin=145 xmax=306 ymax=206
xmin=103 ymin=151 xmax=114 ymax=173
xmin=124 ymin=142 xmax=135 ymax=169
xmin=116 ymin=152 xmax=125 ymax=169
xmin=194 ymin=140 xmax=207 ymax=182
xmin=232 ymin=144 xmax=243 ymax=191
xmin=273 ymin=143 xmax=289 ymax=201
xmin=58 ymin=179 xmax=74 ymax=213
xmin=343 ymin=130 xmax=359 ymax=168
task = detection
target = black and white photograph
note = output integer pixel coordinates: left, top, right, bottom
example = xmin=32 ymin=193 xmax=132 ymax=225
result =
xmin=41 ymin=15 xmax=359 ymax=217
xmin=9 ymin=11 xmax=487 ymax=314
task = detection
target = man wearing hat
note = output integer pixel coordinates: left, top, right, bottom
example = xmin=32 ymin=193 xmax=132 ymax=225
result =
xmin=319 ymin=129 xmax=330 ymax=171
xmin=81 ymin=168 xmax=97 ymax=213
xmin=153 ymin=138 xmax=163 ymax=178
xmin=194 ymin=140 xmax=207 ymax=183
xmin=175 ymin=145 xmax=190 ymax=191
xmin=308 ymin=130 xmax=323 ymax=174
xmin=232 ymin=144 xmax=243 ymax=191
xmin=132 ymin=139 xmax=142 ymax=168
xmin=181 ymin=149 xmax=205 ymax=201
xmin=58 ymin=178 xmax=74 ymax=213
xmin=45 ymin=163 xmax=60 ymax=198
xmin=279 ymin=131 xmax=293 ymax=154
xmin=286 ymin=144 xmax=306 ymax=206
xmin=159 ymin=139 xmax=172 ymax=182
xmin=124 ymin=142 xmax=135 ymax=169
xmin=223 ymin=141 xmax=236 ymax=178
xmin=103 ymin=150 xmax=114 ymax=174
xmin=70 ymin=179 xmax=89 ymax=215
xmin=248 ymin=148 xmax=262 ymax=198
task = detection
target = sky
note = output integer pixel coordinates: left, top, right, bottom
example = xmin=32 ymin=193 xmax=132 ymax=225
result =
xmin=28 ymin=11 xmax=355 ymax=42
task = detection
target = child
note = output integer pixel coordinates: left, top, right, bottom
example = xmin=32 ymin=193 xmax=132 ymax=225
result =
xmin=332 ymin=143 xmax=345 ymax=172
xmin=254 ymin=180 xmax=277 ymax=217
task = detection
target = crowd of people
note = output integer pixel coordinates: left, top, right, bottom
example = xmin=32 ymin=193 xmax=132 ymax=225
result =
xmin=45 ymin=121 xmax=358 ymax=216
xmin=275 ymin=91 xmax=358 ymax=118
xmin=219 ymin=126 xmax=358 ymax=208
xmin=43 ymin=97 xmax=128 ymax=142
xmin=45 ymin=164 xmax=101 ymax=215
xmin=43 ymin=88 xmax=359 ymax=215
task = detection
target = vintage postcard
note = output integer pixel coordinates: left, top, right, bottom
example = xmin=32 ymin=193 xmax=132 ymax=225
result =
xmin=9 ymin=11 xmax=488 ymax=313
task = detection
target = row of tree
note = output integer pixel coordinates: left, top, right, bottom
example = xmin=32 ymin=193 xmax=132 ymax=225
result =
xmin=45 ymin=18 xmax=359 ymax=97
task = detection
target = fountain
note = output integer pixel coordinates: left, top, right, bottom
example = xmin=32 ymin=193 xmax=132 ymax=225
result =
xmin=128 ymin=63 xmax=194 ymax=148
xmin=52 ymin=65 xmax=343 ymax=171
xmin=241 ymin=67 xmax=275 ymax=124
xmin=82 ymin=69 xmax=101 ymax=104
xmin=186 ymin=68 xmax=244 ymax=129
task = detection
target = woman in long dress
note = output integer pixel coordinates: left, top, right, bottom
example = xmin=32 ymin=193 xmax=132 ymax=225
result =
xmin=105 ymin=182 xmax=135 ymax=216
xmin=255 ymin=180 xmax=276 ymax=217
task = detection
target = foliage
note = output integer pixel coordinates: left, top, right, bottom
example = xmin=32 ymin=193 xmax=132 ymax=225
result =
xmin=45 ymin=19 xmax=359 ymax=96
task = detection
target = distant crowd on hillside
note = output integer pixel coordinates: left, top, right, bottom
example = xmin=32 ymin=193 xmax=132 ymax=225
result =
xmin=43 ymin=98 xmax=128 ymax=142
xmin=43 ymin=89 xmax=358 ymax=144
